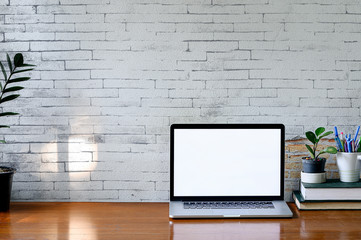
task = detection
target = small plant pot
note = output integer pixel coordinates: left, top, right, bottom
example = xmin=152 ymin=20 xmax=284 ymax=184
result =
xmin=0 ymin=166 xmax=16 ymax=212
xmin=301 ymin=171 xmax=326 ymax=183
xmin=302 ymin=157 xmax=326 ymax=173
xmin=336 ymin=152 xmax=361 ymax=183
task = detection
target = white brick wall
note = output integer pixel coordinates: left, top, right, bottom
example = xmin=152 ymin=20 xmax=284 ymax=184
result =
xmin=0 ymin=0 xmax=360 ymax=202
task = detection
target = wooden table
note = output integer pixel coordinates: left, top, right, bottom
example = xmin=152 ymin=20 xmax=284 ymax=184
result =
xmin=1 ymin=203 xmax=361 ymax=239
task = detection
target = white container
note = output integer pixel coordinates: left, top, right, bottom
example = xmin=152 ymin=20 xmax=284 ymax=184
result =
xmin=336 ymin=152 xmax=361 ymax=182
xmin=301 ymin=171 xmax=326 ymax=183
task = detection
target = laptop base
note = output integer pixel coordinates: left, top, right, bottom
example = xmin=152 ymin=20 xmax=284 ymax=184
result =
xmin=169 ymin=200 xmax=293 ymax=218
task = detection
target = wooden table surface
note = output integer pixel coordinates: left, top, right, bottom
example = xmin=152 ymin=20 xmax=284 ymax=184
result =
xmin=1 ymin=202 xmax=361 ymax=240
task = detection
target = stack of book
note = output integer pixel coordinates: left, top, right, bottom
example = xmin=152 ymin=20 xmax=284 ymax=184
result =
xmin=293 ymin=179 xmax=361 ymax=210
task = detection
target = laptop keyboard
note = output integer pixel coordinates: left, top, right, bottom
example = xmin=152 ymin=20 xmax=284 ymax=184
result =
xmin=183 ymin=201 xmax=275 ymax=209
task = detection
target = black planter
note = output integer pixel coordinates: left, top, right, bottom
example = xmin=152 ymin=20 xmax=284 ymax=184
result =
xmin=302 ymin=157 xmax=326 ymax=173
xmin=0 ymin=166 xmax=16 ymax=212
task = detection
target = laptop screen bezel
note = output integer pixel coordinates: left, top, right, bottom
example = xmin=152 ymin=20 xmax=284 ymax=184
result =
xmin=170 ymin=123 xmax=285 ymax=201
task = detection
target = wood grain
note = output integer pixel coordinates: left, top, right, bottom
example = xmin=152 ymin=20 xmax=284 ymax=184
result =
xmin=0 ymin=203 xmax=361 ymax=240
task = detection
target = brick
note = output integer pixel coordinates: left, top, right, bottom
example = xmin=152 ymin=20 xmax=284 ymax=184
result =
xmin=189 ymin=41 xmax=238 ymax=52
xmin=5 ymin=32 xmax=54 ymax=41
xmin=55 ymin=80 xmax=102 ymax=89
xmin=37 ymin=6 xmax=86 ymax=14
xmin=5 ymin=15 xmax=54 ymax=24
xmin=31 ymin=41 xmax=79 ymax=51
xmin=11 ymin=190 xmax=70 ymax=200
xmin=11 ymin=0 xmax=59 ymax=4
xmin=55 ymin=181 xmax=103 ymax=191
xmin=188 ymin=5 xmax=245 ymax=14
xmin=41 ymin=70 xmax=90 ymax=80
xmin=13 ymin=182 xmax=53 ymax=191
xmin=80 ymin=41 xmax=130 ymax=50
xmin=70 ymin=190 xmax=118 ymax=200
xmin=13 ymin=173 xmax=41 ymax=182
xmin=0 ymin=6 xmax=36 ymax=14
xmin=176 ymin=23 xmax=232 ymax=33
xmin=0 ymin=24 xmax=25 ymax=33
xmin=213 ymin=14 xmax=262 ymax=23
xmin=42 ymin=51 xmax=92 ymax=60
xmin=104 ymin=181 xmax=154 ymax=190
xmin=56 ymin=32 xmax=105 ymax=41
xmin=55 ymin=14 xmax=104 ymax=23
xmin=142 ymin=98 xmax=192 ymax=108
xmin=206 ymin=79 xmax=260 ymax=89
xmin=0 ymin=42 xmax=29 ymax=51
xmin=300 ymin=98 xmax=351 ymax=108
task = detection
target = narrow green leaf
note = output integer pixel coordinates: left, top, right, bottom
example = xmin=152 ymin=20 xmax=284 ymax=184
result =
xmin=319 ymin=131 xmax=333 ymax=140
xmin=305 ymin=144 xmax=315 ymax=159
xmin=0 ymin=61 xmax=7 ymax=81
xmin=6 ymin=53 xmax=12 ymax=72
xmin=7 ymin=77 xmax=30 ymax=83
xmin=3 ymin=86 xmax=24 ymax=93
xmin=12 ymin=68 xmax=34 ymax=74
xmin=0 ymin=81 xmax=2 ymax=91
xmin=0 ymin=140 xmax=6 ymax=143
xmin=315 ymin=127 xmax=325 ymax=137
xmin=0 ymin=125 xmax=10 ymax=128
xmin=0 ymin=112 xmax=19 ymax=117
xmin=306 ymin=131 xmax=317 ymax=144
xmin=20 ymin=63 xmax=36 ymax=67
xmin=14 ymin=53 xmax=24 ymax=67
xmin=0 ymin=94 xmax=20 ymax=104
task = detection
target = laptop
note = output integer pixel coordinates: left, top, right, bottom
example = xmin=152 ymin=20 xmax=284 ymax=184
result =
xmin=169 ymin=124 xmax=293 ymax=218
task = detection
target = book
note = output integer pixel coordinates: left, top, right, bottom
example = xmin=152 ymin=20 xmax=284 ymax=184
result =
xmin=301 ymin=179 xmax=361 ymax=200
xmin=293 ymin=191 xmax=361 ymax=210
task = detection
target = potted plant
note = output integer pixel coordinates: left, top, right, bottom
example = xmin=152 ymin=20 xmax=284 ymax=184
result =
xmin=0 ymin=53 xmax=35 ymax=211
xmin=302 ymin=127 xmax=337 ymax=183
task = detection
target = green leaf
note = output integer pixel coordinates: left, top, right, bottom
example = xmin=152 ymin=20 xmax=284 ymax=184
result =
xmin=3 ymin=86 xmax=24 ymax=93
xmin=319 ymin=131 xmax=333 ymax=140
xmin=0 ymin=112 xmax=19 ymax=117
xmin=14 ymin=53 xmax=24 ymax=67
xmin=7 ymin=77 xmax=30 ymax=83
xmin=0 ymin=125 xmax=10 ymax=128
xmin=6 ymin=53 xmax=12 ymax=72
xmin=305 ymin=144 xmax=315 ymax=159
xmin=324 ymin=146 xmax=337 ymax=154
xmin=0 ymin=94 xmax=20 ymax=104
xmin=306 ymin=131 xmax=317 ymax=144
xmin=0 ymin=140 xmax=5 ymax=143
xmin=13 ymin=68 xmax=34 ymax=74
xmin=19 ymin=63 xmax=36 ymax=67
xmin=315 ymin=127 xmax=325 ymax=137
xmin=0 ymin=61 xmax=7 ymax=81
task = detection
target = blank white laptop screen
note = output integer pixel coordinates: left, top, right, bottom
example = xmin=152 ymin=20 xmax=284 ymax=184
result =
xmin=174 ymin=129 xmax=281 ymax=197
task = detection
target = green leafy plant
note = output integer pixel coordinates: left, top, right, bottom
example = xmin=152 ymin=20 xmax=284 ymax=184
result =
xmin=305 ymin=127 xmax=337 ymax=160
xmin=0 ymin=53 xmax=35 ymax=143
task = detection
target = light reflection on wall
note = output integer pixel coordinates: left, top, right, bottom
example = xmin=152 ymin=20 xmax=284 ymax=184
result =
xmin=67 ymin=135 xmax=98 ymax=182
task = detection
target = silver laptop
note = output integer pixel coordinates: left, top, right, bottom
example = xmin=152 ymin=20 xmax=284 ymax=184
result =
xmin=169 ymin=124 xmax=293 ymax=218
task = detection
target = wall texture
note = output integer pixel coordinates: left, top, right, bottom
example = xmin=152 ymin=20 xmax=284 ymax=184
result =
xmin=0 ymin=0 xmax=360 ymax=201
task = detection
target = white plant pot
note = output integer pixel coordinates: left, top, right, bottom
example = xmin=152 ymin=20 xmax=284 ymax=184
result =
xmin=301 ymin=171 xmax=326 ymax=184
xmin=336 ymin=152 xmax=361 ymax=183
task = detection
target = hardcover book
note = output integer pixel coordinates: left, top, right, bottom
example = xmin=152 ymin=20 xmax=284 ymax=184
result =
xmin=301 ymin=179 xmax=361 ymax=201
xmin=293 ymin=191 xmax=361 ymax=210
